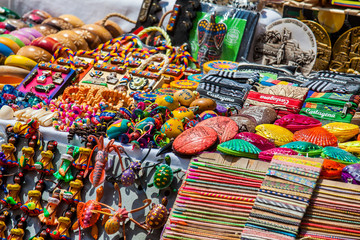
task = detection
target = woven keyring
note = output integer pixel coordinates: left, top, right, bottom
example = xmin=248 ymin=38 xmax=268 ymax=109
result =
xmin=50 ymin=47 xmax=75 ymax=69
xmin=136 ymin=27 xmax=172 ymax=56
xmin=137 ymin=53 xmax=169 ymax=76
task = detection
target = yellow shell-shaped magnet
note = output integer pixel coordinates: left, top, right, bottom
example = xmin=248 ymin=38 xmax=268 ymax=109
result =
xmin=255 ymin=124 xmax=293 ymax=146
xmin=323 ymin=122 xmax=359 ymax=143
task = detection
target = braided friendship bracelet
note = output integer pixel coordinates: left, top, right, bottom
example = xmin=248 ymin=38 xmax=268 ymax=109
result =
xmin=193 ymin=159 xmax=267 ymax=175
xmin=246 ymin=219 xmax=298 ymax=235
xmin=259 ymin=189 xmax=309 ymax=203
xmin=188 ymin=168 xmax=263 ymax=183
xmin=305 ymin=214 xmax=360 ymax=225
xmin=249 ymin=212 xmax=300 ymax=226
xmin=311 ymin=205 xmax=360 ymax=215
xmin=252 ymin=205 xmax=303 ymax=220
xmin=267 ymin=170 xmax=317 ymax=188
xmin=256 ymin=196 xmax=307 ymax=213
xmin=269 ymin=165 xmax=319 ymax=179
xmin=242 ymin=228 xmax=294 ymax=240
xmin=263 ymin=179 xmax=313 ymax=194
xmin=272 ymin=155 xmax=322 ymax=169
xmin=185 ymin=179 xmax=259 ymax=192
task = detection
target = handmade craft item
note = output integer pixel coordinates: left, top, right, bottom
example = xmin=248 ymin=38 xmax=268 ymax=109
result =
xmin=243 ymin=155 xmax=323 ymax=240
xmin=38 ymin=188 xmax=62 ymax=226
xmin=239 ymin=106 xmax=277 ymax=125
xmin=20 ymin=180 xmax=45 ymax=216
xmin=320 ymin=159 xmax=345 ymax=180
xmin=73 ymin=140 xmax=96 ymax=171
xmin=196 ymin=116 xmax=238 ymax=143
xmin=234 ymin=132 xmax=276 ymax=151
xmin=0 ymin=172 xmax=24 ymax=209
xmin=162 ymin=154 xmax=268 ymax=239
xmin=342 ymin=163 xmax=360 ymax=184
xmin=321 ymin=146 xmax=360 ymax=165
xmin=7 ymin=217 xmax=26 ymax=240
xmin=299 ymin=179 xmax=360 ymax=239
xmin=322 ymin=122 xmax=359 ymax=142
xmin=281 ymin=141 xmax=323 ymax=157
xmin=258 ymin=148 xmax=298 ymax=162
xmin=34 ymin=140 xmax=57 ymax=176
xmin=274 ymin=114 xmax=322 ymax=132
xmin=49 ymin=209 xmax=74 ymax=240
xmin=172 ymin=126 xmax=218 ymax=155
xmin=63 ymin=173 xmax=84 ymax=205
xmin=217 ymin=139 xmax=261 ymax=159
xmin=148 ymin=156 xmax=182 ymax=193
xmin=293 ymin=127 xmax=338 ymax=147
xmin=84 ymin=135 xmax=125 ymax=187
xmin=255 ymin=124 xmax=293 ymax=146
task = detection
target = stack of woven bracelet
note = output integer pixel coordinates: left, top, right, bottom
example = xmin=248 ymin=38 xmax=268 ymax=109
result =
xmin=162 ymin=154 xmax=269 ymax=239
xmin=298 ymin=179 xmax=360 ymax=239
xmin=242 ymin=155 xmax=323 ymax=240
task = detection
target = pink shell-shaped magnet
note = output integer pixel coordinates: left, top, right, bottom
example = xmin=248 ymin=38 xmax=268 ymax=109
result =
xmin=258 ymin=148 xmax=298 ymax=162
xmin=234 ymin=132 xmax=276 ymax=151
xmin=274 ymin=114 xmax=322 ymax=132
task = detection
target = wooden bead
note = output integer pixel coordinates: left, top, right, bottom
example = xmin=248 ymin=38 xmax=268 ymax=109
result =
xmin=81 ymin=24 xmax=112 ymax=43
xmin=59 ymin=14 xmax=85 ymax=28
xmin=16 ymin=45 xmax=53 ymax=63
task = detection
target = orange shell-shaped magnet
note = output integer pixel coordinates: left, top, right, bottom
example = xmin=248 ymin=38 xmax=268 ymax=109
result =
xmin=293 ymin=127 xmax=338 ymax=147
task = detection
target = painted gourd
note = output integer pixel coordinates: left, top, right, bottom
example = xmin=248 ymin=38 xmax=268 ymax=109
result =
xmin=160 ymin=118 xmax=184 ymax=139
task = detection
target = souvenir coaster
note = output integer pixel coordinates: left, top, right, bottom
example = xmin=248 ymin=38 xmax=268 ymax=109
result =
xmin=187 ymin=73 xmax=203 ymax=82
xmin=302 ymin=20 xmax=331 ymax=71
xmin=170 ymin=80 xmax=199 ymax=91
xmin=253 ymin=18 xmax=317 ymax=76
xmin=154 ymin=88 xmax=177 ymax=96
xmin=202 ymin=60 xmax=238 ymax=74
xmin=133 ymin=92 xmax=158 ymax=102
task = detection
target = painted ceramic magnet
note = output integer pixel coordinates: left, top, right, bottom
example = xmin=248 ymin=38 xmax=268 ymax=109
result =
xmin=234 ymin=132 xmax=275 ymax=151
xmin=217 ymin=139 xmax=261 ymax=158
xmin=196 ymin=116 xmax=238 ymax=143
xmin=293 ymin=127 xmax=338 ymax=147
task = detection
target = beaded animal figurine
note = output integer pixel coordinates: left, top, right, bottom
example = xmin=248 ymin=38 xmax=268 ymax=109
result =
xmin=35 ymin=140 xmax=58 ymax=176
xmin=20 ymin=180 xmax=45 ymax=217
xmin=0 ymin=172 xmax=24 ymax=210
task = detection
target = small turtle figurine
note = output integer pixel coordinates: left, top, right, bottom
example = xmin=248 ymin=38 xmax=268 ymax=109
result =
xmin=148 ymin=156 xmax=182 ymax=194
xmin=141 ymin=197 xmax=169 ymax=234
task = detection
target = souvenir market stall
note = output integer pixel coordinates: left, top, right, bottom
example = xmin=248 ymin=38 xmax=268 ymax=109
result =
xmin=0 ymin=0 xmax=360 ymax=239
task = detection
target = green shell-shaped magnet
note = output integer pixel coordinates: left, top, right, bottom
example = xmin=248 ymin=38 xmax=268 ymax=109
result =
xmin=217 ymin=139 xmax=261 ymax=159
xmin=321 ymin=146 xmax=360 ymax=165
xmin=281 ymin=141 xmax=323 ymax=157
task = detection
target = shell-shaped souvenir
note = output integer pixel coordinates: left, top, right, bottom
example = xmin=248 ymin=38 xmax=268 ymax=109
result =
xmin=255 ymin=124 xmax=293 ymax=146
xmin=281 ymin=141 xmax=323 ymax=157
xmin=234 ymin=132 xmax=276 ymax=151
xmin=239 ymin=106 xmax=277 ymax=125
xmin=107 ymin=119 xmax=132 ymax=140
xmin=339 ymin=141 xmax=360 ymax=155
xmin=341 ymin=163 xmax=360 ymax=184
xmin=323 ymin=122 xmax=359 ymax=143
xmin=217 ymin=139 xmax=261 ymax=159
xmin=293 ymin=127 xmax=338 ymax=147
xmin=173 ymin=126 xmax=218 ymax=155
xmin=274 ymin=114 xmax=322 ymax=132
xmin=321 ymin=146 xmax=360 ymax=165
xmin=196 ymin=116 xmax=238 ymax=143
xmin=160 ymin=118 xmax=184 ymax=139
xmin=258 ymin=148 xmax=298 ymax=162
xmin=229 ymin=115 xmax=257 ymax=133
xmin=321 ymin=159 xmax=345 ymax=180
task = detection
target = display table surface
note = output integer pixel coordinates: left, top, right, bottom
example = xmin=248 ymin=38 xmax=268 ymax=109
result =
xmin=0 ymin=119 xmax=190 ymax=239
